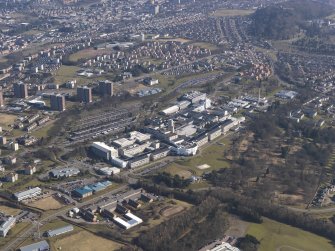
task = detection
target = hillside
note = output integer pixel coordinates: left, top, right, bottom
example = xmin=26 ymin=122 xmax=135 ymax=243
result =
xmin=249 ymin=0 xmax=334 ymax=39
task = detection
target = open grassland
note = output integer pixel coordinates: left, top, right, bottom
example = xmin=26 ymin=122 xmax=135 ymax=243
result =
xmin=52 ymin=230 xmax=123 ymax=251
xmin=53 ymin=65 xmax=107 ymax=85
xmin=247 ymin=218 xmax=335 ymax=251
xmin=212 ymin=9 xmax=255 ymax=17
xmin=0 ymin=113 xmax=17 ymax=130
xmin=53 ymin=65 xmax=83 ymax=84
xmin=0 ymin=205 xmax=21 ymax=216
xmin=190 ymin=42 xmax=218 ymax=51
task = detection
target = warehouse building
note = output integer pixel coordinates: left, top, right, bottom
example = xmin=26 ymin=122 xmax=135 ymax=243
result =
xmin=45 ymin=225 xmax=74 ymax=237
xmin=19 ymin=240 xmax=50 ymax=251
xmin=72 ymin=187 xmax=93 ymax=199
xmin=13 ymin=187 xmax=42 ymax=201
xmin=0 ymin=216 xmax=16 ymax=237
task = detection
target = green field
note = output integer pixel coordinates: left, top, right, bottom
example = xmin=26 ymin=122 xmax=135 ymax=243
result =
xmin=163 ymin=136 xmax=231 ymax=176
xmin=247 ymin=218 xmax=335 ymax=251
xmin=31 ymin=121 xmax=55 ymax=138
xmin=190 ymin=42 xmax=218 ymax=51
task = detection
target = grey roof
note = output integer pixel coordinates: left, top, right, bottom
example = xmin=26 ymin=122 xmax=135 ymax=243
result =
xmin=14 ymin=187 xmax=42 ymax=200
xmin=49 ymin=168 xmax=80 ymax=178
xmin=46 ymin=225 xmax=74 ymax=237
xmin=19 ymin=240 xmax=49 ymax=251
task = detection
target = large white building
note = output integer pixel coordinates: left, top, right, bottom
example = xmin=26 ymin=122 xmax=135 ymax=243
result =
xmin=171 ymin=142 xmax=198 ymax=156
xmin=91 ymin=142 xmax=118 ymax=160
xmin=13 ymin=187 xmax=42 ymax=201
xmin=0 ymin=217 xmax=16 ymax=237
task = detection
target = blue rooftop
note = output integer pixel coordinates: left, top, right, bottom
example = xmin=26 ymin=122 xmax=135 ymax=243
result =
xmin=74 ymin=187 xmax=92 ymax=195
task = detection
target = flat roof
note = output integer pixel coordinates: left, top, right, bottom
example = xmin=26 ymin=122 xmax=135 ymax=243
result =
xmin=46 ymin=225 xmax=73 ymax=237
xmin=92 ymin=142 xmax=116 ymax=153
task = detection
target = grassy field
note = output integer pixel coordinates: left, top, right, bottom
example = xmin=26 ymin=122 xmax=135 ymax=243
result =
xmin=190 ymin=42 xmax=218 ymax=51
xmin=212 ymin=9 xmax=255 ymax=17
xmin=52 ymin=230 xmax=123 ymax=251
xmin=156 ymin=38 xmax=190 ymax=43
xmin=247 ymin=218 xmax=335 ymax=251
xmin=0 ymin=205 xmax=21 ymax=216
xmin=53 ymin=65 xmax=83 ymax=85
xmin=69 ymin=48 xmax=111 ymax=62
xmin=163 ymin=136 xmax=231 ymax=176
xmin=0 ymin=113 xmax=17 ymax=130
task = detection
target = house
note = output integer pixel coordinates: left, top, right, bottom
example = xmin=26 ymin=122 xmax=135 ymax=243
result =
xmin=128 ymin=198 xmax=141 ymax=209
xmin=5 ymin=173 xmax=18 ymax=183
xmin=143 ymin=77 xmax=159 ymax=86
xmin=141 ymin=193 xmax=154 ymax=203
xmin=24 ymin=166 xmax=36 ymax=175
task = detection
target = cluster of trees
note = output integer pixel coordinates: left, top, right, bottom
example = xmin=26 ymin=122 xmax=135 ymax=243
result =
xmin=135 ymin=183 xmax=335 ymax=248
xmin=136 ymin=197 xmax=229 ymax=251
xmin=61 ymin=146 xmax=88 ymax=160
xmin=236 ymin=235 xmax=260 ymax=251
xmin=249 ymin=0 xmax=333 ymax=39
xmin=130 ymin=64 xmax=150 ymax=77
xmin=153 ymin=172 xmax=192 ymax=188
xmin=209 ymin=189 xmax=335 ymax=241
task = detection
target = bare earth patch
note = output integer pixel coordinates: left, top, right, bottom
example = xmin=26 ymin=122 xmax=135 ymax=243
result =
xmin=53 ymin=230 xmax=123 ymax=251
xmin=29 ymin=195 xmax=64 ymax=210
xmin=197 ymin=164 xmax=211 ymax=170
xmin=0 ymin=205 xmax=21 ymax=216
xmin=161 ymin=206 xmax=185 ymax=217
